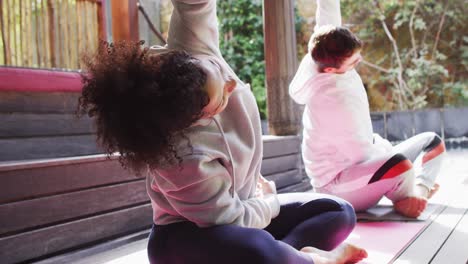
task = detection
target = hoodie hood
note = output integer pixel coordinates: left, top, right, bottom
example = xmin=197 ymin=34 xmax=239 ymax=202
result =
xmin=289 ymin=55 xmax=316 ymax=105
xmin=289 ymin=54 xmax=339 ymax=105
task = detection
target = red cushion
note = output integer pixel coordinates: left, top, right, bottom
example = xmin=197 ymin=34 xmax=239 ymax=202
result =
xmin=0 ymin=67 xmax=83 ymax=92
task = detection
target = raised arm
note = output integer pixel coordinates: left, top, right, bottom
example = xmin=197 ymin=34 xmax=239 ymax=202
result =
xmin=168 ymin=0 xmax=222 ymax=57
xmin=305 ymin=0 xmax=342 ymax=58
xmin=315 ymin=0 xmax=342 ymax=29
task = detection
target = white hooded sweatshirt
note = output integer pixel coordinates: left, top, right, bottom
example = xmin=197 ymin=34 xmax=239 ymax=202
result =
xmin=146 ymin=0 xmax=279 ymax=229
xmin=289 ymin=0 xmax=392 ymax=189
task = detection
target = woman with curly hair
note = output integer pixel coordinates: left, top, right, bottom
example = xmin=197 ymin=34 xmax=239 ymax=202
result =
xmin=78 ymin=0 xmax=367 ymax=263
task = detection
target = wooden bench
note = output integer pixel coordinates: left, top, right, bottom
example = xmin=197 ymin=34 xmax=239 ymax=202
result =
xmin=0 ymin=156 xmax=151 ymax=263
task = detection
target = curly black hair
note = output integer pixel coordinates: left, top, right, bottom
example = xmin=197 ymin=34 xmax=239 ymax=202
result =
xmin=78 ymin=41 xmax=209 ymax=172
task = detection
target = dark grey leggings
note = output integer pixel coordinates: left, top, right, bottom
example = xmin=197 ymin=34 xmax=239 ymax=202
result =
xmin=147 ymin=192 xmax=356 ymax=264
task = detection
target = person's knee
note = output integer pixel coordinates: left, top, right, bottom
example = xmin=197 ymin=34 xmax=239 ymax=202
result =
xmin=331 ymin=198 xmax=356 ymax=232
xmin=232 ymin=230 xmax=288 ymax=264
xmin=422 ymin=132 xmax=446 ymax=154
xmin=369 ymin=153 xmax=413 ymax=184
xmin=340 ymin=199 xmax=356 ymax=222
xmin=309 ymin=197 xmax=356 ymax=232
xmin=319 ymin=196 xmax=355 ymax=220
xmin=301 ymin=197 xmax=356 ymax=250
xmin=420 ymin=131 xmax=440 ymax=140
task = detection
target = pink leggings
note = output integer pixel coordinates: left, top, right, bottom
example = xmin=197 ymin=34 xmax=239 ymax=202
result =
xmin=317 ymin=132 xmax=445 ymax=211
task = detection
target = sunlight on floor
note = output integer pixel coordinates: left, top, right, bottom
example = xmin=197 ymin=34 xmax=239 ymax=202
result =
xmin=393 ymin=257 xmax=413 ymax=264
xmin=360 ymin=251 xmax=397 ymax=264
xmin=104 ymin=250 xmax=149 ymax=264
xmin=345 ymin=233 xmax=395 ymax=264
xmin=453 ymin=212 xmax=468 ymax=235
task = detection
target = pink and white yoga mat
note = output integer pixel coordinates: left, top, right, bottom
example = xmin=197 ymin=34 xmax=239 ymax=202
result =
xmin=346 ymin=222 xmax=427 ymax=264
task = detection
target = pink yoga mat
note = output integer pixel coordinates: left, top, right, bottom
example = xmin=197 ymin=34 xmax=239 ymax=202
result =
xmin=346 ymin=222 xmax=427 ymax=264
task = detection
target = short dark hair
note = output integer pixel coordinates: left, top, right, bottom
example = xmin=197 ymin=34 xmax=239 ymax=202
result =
xmin=78 ymin=41 xmax=209 ymax=172
xmin=310 ymin=25 xmax=363 ymax=72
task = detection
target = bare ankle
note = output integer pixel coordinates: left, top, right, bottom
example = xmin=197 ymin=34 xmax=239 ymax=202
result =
xmin=415 ymin=184 xmax=430 ymax=198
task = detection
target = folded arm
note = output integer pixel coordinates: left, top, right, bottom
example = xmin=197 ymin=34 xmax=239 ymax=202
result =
xmin=154 ymin=154 xmax=280 ymax=228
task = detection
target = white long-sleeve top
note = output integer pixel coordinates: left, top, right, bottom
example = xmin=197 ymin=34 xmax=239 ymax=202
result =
xmin=289 ymin=0 xmax=392 ymax=188
xmin=146 ymin=0 xmax=280 ymax=229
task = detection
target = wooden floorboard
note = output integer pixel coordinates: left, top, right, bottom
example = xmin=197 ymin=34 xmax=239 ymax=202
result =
xmin=394 ymin=150 xmax=468 ymax=264
xmin=431 ymin=209 xmax=468 ymax=264
xmin=393 ymin=206 xmax=466 ymax=264
xmin=34 ymin=230 xmax=150 ymax=264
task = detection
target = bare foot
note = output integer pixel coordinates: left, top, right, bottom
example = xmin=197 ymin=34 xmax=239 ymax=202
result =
xmin=301 ymin=243 xmax=368 ymax=264
xmin=427 ymin=183 xmax=440 ymax=199
xmin=414 ymin=183 xmax=440 ymax=199
xmin=394 ymin=196 xmax=428 ymax=218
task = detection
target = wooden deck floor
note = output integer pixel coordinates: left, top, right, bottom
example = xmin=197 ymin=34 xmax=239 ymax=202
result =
xmin=393 ymin=150 xmax=468 ymax=264
xmin=36 ymin=150 xmax=468 ymax=264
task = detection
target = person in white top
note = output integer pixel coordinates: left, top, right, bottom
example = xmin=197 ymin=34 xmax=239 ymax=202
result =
xmin=290 ymin=0 xmax=445 ymax=218
xmin=78 ymin=0 xmax=368 ymax=263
